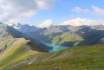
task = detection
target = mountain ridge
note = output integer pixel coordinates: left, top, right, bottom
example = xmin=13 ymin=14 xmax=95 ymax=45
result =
xmin=0 ymin=23 xmax=51 ymax=69
xmin=10 ymin=23 xmax=104 ymax=47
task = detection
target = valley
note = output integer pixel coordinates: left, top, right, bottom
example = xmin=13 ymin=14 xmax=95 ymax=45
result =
xmin=0 ymin=23 xmax=104 ymax=70
xmin=11 ymin=23 xmax=104 ymax=47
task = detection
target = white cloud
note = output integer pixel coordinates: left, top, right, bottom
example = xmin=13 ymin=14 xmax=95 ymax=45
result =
xmin=61 ymin=18 xmax=104 ymax=26
xmin=38 ymin=19 xmax=52 ymax=28
xmin=92 ymin=5 xmax=104 ymax=17
xmin=0 ymin=0 xmax=55 ymax=24
xmin=71 ymin=5 xmax=104 ymax=18
xmin=71 ymin=7 xmax=89 ymax=13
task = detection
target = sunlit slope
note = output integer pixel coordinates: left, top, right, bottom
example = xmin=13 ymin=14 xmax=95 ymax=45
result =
xmin=0 ymin=23 xmax=47 ymax=70
xmin=15 ymin=44 xmax=104 ymax=70
xmin=52 ymin=32 xmax=83 ymax=46
xmin=0 ymin=38 xmax=43 ymax=69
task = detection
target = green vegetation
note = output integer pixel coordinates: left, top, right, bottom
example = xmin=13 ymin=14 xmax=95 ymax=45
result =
xmin=0 ymin=38 xmax=38 ymax=69
xmin=32 ymin=33 xmax=62 ymax=43
xmin=78 ymin=30 xmax=104 ymax=46
xmin=27 ymin=27 xmax=104 ymax=47
xmin=32 ymin=32 xmax=84 ymax=47
xmin=52 ymin=32 xmax=83 ymax=46
xmin=15 ymin=44 xmax=104 ymax=70
xmin=0 ymin=40 xmax=10 ymax=48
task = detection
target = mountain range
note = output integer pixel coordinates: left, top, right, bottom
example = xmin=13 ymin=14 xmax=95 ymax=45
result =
xmin=11 ymin=23 xmax=104 ymax=47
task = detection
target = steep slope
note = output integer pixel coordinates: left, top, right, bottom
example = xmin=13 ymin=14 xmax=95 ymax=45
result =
xmin=0 ymin=23 xmax=50 ymax=69
xmin=0 ymin=38 xmax=37 ymax=69
xmin=7 ymin=24 xmax=51 ymax=51
xmin=8 ymin=44 xmax=104 ymax=70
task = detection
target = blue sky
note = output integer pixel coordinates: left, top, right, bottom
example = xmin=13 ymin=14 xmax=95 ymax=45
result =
xmin=0 ymin=0 xmax=104 ymax=27
xmin=29 ymin=0 xmax=104 ymax=26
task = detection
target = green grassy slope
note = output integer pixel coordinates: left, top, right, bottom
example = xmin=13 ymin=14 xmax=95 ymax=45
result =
xmin=15 ymin=44 xmax=104 ymax=70
xmin=52 ymin=32 xmax=83 ymax=46
xmin=0 ymin=40 xmax=10 ymax=49
xmin=0 ymin=38 xmax=42 ymax=70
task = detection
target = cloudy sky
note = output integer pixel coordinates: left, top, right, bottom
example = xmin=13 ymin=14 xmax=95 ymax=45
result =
xmin=0 ymin=0 xmax=104 ymax=27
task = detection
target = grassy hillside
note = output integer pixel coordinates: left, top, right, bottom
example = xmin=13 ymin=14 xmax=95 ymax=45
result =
xmin=14 ymin=44 xmax=104 ymax=70
xmin=52 ymin=32 xmax=83 ymax=46
xmin=0 ymin=38 xmax=43 ymax=70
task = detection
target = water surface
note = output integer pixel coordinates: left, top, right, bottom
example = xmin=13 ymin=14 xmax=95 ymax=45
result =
xmin=45 ymin=43 xmax=68 ymax=52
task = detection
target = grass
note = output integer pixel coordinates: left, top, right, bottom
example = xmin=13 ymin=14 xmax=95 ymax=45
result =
xmin=14 ymin=44 xmax=104 ymax=70
xmin=0 ymin=40 xmax=10 ymax=48
xmin=0 ymin=38 xmax=38 ymax=69
xmin=52 ymin=32 xmax=83 ymax=46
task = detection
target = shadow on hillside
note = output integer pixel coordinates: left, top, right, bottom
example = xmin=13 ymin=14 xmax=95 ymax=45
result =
xmin=32 ymin=32 xmax=63 ymax=43
xmin=60 ymin=41 xmax=79 ymax=47
xmin=77 ymin=29 xmax=104 ymax=46
xmin=26 ymin=41 xmax=47 ymax=52
xmin=60 ymin=29 xmax=104 ymax=47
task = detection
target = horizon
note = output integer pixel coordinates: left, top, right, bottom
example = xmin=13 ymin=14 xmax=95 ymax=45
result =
xmin=3 ymin=22 xmax=104 ymax=28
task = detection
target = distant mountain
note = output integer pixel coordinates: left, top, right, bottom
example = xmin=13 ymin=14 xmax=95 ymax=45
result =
xmin=11 ymin=23 xmax=46 ymax=33
xmin=11 ymin=23 xmax=46 ymax=39
xmin=42 ymin=25 xmax=104 ymax=46
xmin=11 ymin=23 xmax=104 ymax=47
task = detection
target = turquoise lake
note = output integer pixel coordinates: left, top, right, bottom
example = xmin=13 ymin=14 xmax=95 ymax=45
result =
xmin=45 ymin=43 xmax=68 ymax=52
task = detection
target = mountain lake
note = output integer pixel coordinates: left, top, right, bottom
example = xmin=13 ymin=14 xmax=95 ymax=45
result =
xmin=45 ymin=43 xmax=68 ymax=52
